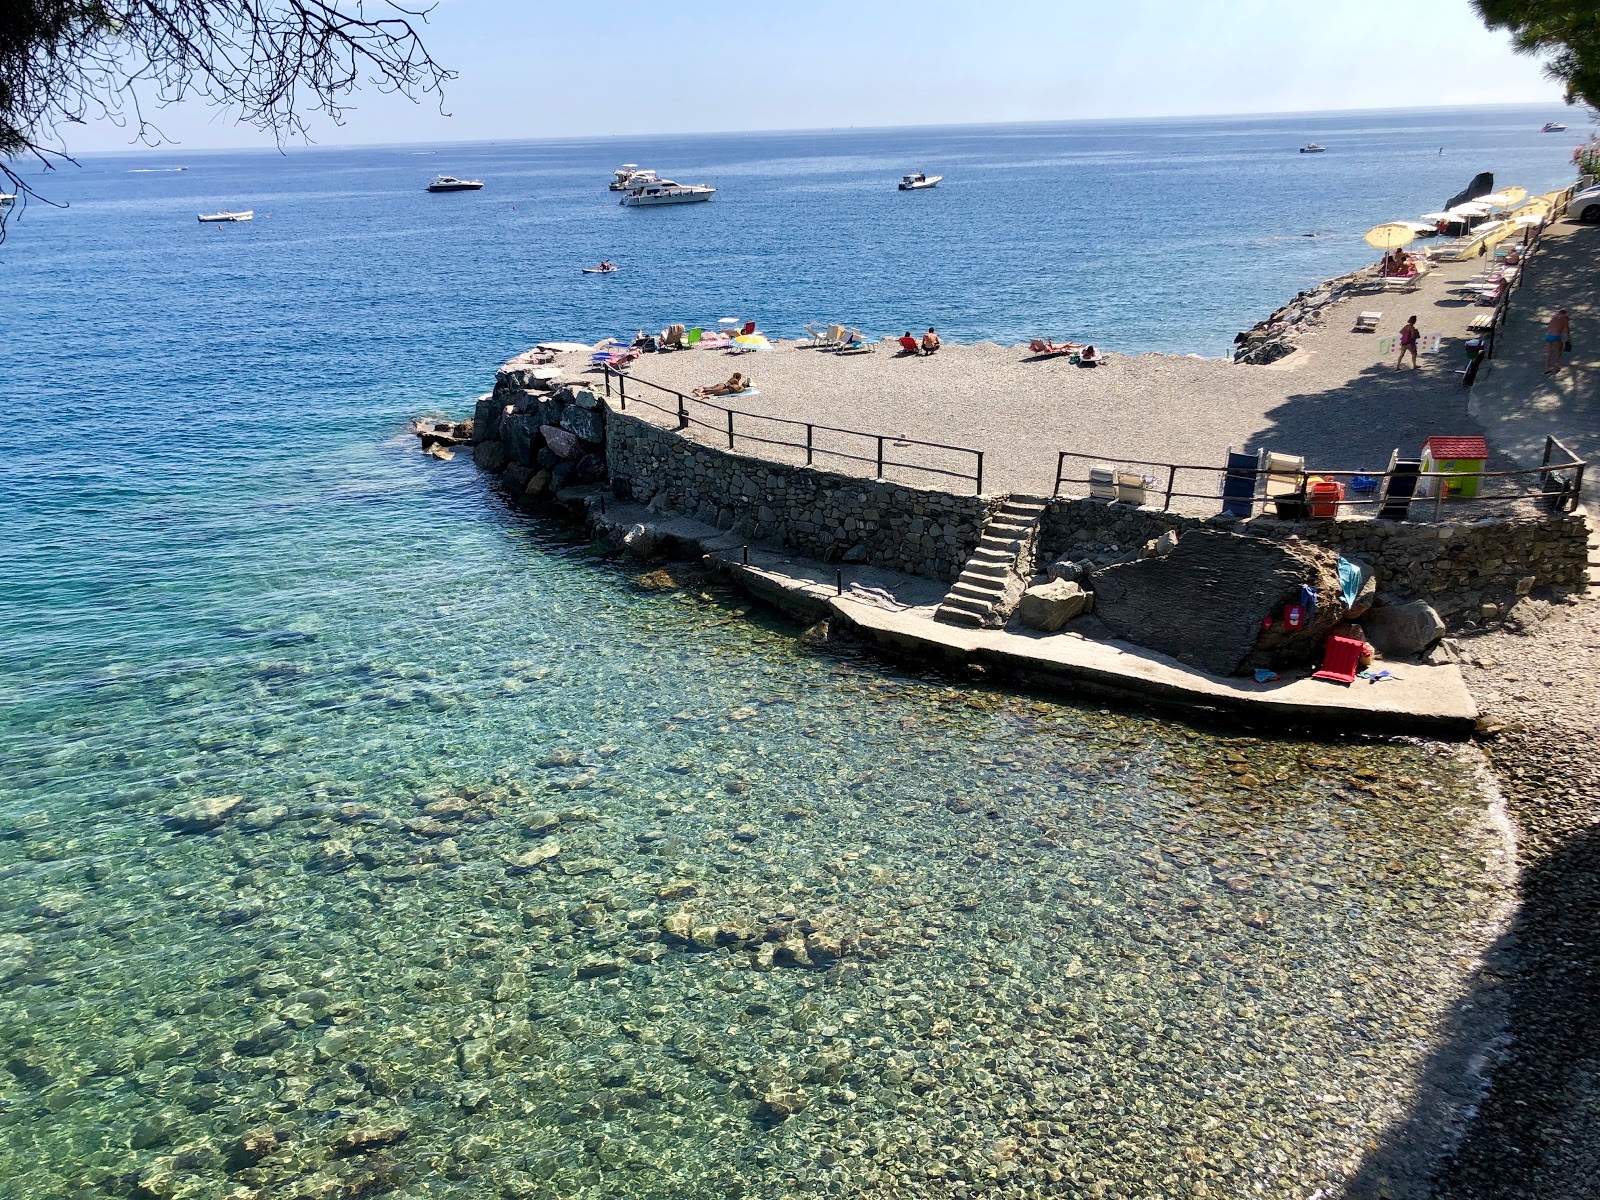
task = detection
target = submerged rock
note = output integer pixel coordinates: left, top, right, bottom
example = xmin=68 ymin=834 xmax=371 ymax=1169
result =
xmin=505 ymin=840 xmax=562 ymax=873
xmin=331 ymin=1124 xmax=410 ymax=1156
xmin=161 ymin=794 xmax=244 ymax=833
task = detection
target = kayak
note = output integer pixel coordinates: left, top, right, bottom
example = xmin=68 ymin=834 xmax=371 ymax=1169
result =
xmin=582 ymin=267 xmax=619 ymax=274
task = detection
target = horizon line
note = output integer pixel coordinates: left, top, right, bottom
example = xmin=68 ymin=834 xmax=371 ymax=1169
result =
xmin=60 ymin=99 xmax=1584 ymax=157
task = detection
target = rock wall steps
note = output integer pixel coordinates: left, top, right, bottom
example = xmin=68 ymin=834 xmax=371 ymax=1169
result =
xmin=935 ymin=495 xmax=1051 ymax=628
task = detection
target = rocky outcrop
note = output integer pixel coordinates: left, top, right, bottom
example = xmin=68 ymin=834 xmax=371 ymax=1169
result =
xmin=1233 ymin=265 xmax=1371 ymax=364
xmin=1090 ymin=529 xmax=1346 ymax=675
xmin=1362 ymin=599 xmax=1446 ymax=658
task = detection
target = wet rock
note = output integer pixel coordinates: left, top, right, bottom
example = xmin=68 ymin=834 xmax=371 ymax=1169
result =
xmin=621 ymin=524 xmax=658 ymax=558
xmin=522 ymin=810 xmax=560 ymax=836
xmin=656 ymin=880 xmax=698 ymax=900
xmin=753 ymin=1084 xmax=809 ymax=1125
xmin=233 ymin=1021 xmax=293 ymax=1056
xmin=1364 ymin=600 xmax=1446 ymax=659
xmin=28 ymin=891 xmax=83 ymax=921
xmin=1018 ymin=579 xmax=1092 ymax=632
xmin=230 ymin=1127 xmax=281 ymax=1167
xmin=662 ymin=912 xmax=695 ymax=942
xmin=472 ymin=440 xmax=508 ymax=472
xmin=537 ymin=748 xmax=579 ymax=769
xmin=575 ymin=957 xmax=625 ymax=980
xmin=799 ymin=619 xmax=831 ymax=646
xmin=0 ymin=933 xmax=35 ymax=983
xmin=331 ymin=1124 xmax=410 ymax=1156
xmin=161 ymin=794 xmax=244 ymax=833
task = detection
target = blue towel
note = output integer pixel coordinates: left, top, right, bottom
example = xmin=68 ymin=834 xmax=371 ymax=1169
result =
xmin=1254 ymin=668 xmax=1279 ymax=683
xmin=1336 ymin=557 xmax=1367 ymax=610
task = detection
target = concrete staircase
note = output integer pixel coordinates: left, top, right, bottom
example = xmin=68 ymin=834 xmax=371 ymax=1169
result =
xmin=934 ymin=495 xmax=1051 ymax=628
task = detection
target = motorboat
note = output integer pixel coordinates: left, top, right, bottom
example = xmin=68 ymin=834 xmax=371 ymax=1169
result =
xmin=1299 ymin=143 xmax=1327 ymax=154
xmin=609 ymin=165 xmax=659 ymax=191
xmin=618 ymin=179 xmax=715 ymax=206
xmin=1542 ymin=122 xmax=1567 ymax=133
xmin=898 ymin=172 xmax=942 ymax=190
xmin=582 ymin=263 xmax=620 ymax=274
xmin=426 ymin=175 xmax=484 ymax=192
xmin=198 ymin=210 xmax=253 ymax=222
xmin=0 ymin=193 xmax=14 ymax=209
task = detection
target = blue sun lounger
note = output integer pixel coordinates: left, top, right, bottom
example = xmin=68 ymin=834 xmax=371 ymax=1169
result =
xmin=1220 ymin=448 xmax=1261 ymax=517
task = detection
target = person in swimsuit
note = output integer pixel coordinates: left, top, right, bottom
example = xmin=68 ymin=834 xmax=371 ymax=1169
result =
xmin=1396 ymin=316 xmax=1420 ymax=369
xmin=921 ymin=327 xmax=941 ymax=354
xmin=694 ymin=372 xmax=747 ymax=398
xmin=1545 ymin=308 xmax=1571 ymax=374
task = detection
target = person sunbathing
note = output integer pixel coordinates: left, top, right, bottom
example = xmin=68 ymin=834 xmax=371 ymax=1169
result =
xmin=695 ymin=372 xmax=748 ymax=398
xmin=1029 ymin=338 xmax=1080 ymax=354
xmin=1077 ymin=345 xmax=1100 ymax=367
xmin=921 ymin=327 xmax=941 ymax=354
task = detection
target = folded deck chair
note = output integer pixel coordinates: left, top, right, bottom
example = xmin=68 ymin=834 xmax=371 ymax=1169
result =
xmin=1263 ymin=451 xmax=1304 ymax=499
xmin=1313 ymin=633 xmax=1364 ymax=685
xmin=1378 ymin=451 xmax=1421 ymax=521
xmin=837 ymin=328 xmax=874 ymax=354
xmin=1220 ymin=448 xmax=1262 ymax=517
xmin=801 ymin=323 xmax=836 ymax=349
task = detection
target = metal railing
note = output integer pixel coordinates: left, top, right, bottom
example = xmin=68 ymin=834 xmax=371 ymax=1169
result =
xmin=601 ymin=366 xmax=986 ymax=494
xmin=1052 ymin=442 xmax=1587 ymax=519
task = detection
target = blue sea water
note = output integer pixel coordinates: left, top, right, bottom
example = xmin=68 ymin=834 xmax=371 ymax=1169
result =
xmin=0 ymin=106 xmax=1564 ymax=1197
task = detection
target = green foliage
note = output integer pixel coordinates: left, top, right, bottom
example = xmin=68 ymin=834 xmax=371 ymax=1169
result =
xmin=1474 ymin=0 xmax=1600 ymax=109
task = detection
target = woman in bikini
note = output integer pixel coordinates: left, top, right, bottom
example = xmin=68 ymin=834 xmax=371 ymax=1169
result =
xmin=694 ymin=372 xmax=748 ymax=398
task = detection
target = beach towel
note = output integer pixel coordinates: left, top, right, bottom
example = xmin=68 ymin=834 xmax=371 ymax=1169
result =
xmin=1336 ymin=557 xmax=1368 ymax=609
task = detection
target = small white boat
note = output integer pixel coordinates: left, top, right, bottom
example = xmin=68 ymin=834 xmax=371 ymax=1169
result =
xmin=898 ymin=172 xmax=942 ymax=190
xmin=198 ymin=210 xmax=253 ymax=222
xmin=1299 ymin=143 xmax=1327 ymax=154
xmin=0 ymin=193 xmax=14 ymax=209
xmin=1542 ymin=122 xmax=1567 ymax=133
xmin=426 ymin=175 xmax=483 ymax=192
xmin=609 ymin=165 xmax=659 ymax=191
xmin=619 ymin=179 xmax=715 ymax=206
xmin=582 ymin=265 xmax=620 ymax=274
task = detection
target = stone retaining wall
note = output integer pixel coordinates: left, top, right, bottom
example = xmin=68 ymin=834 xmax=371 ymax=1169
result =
xmin=606 ymin=410 xmax=1000 ymax=582
xmin=1041 ymin=494 xmax=1590 ymax=604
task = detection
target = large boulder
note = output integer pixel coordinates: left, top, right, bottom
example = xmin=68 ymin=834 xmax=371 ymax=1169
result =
xmin=540 ymin=425 xmax=581 ymax=461
xmin=1090 ymin=528 xmax=1345 ymax=676
xmin=472 ymin=393 xmax=502 ymax=443
xmin=501 ymin=414 xmax=537 ymax=466
xmin=472 ymin=440 xmax=507 ymax=473
xmin=1018 ymin=580 xmax=1092 ymax=631
xmin=1363 ymin=600 xmax=1445 ymax=659
xmin=560 ymin=405 xmax=605 ymax=446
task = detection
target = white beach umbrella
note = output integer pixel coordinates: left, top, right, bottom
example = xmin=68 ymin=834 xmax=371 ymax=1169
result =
xmin=1515 ymin=213 xmax=1547 ymax=226
xmin=1418 ymin=211 xmax=1456 ymax=223
xmin=1451 ymin=202 xmax=1491 ymax=216
xmin=1399 ymin=220 xmax=1439 ymax=233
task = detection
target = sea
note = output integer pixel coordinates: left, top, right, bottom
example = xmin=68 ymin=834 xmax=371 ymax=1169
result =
xmin=0 ymin=105 xmax=1574 ymax=1198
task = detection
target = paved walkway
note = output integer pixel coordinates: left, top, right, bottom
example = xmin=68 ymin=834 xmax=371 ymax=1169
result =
xmin=1469 ymin=220 xmax=1600 ymax=519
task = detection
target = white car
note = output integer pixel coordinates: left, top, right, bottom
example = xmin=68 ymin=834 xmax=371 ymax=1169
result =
xmin=1571 ymin=185 xmax=1600 ymax=223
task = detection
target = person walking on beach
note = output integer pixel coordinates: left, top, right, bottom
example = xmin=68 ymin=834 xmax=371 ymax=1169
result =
xmin=1396 ymin=316 xmax=1421 ymax=369
xmin=1545 ymin=308 xmax=1571 ymax=374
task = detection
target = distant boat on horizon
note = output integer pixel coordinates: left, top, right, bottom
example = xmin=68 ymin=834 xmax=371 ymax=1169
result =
xmin=1541 ymin=121 xmax=1567 ymax=133
xmin=426 ymin=175 xmax=484 ymax=192
xmin=898 ymin=172 xmax=942 ymax=190
xmin=1299 ymin=143 xmax=1327 ymax=154
xmin=618 ymin=178 xmax=715 ymax=206
xmin=197 ymin=210 xmax=252 ymax=222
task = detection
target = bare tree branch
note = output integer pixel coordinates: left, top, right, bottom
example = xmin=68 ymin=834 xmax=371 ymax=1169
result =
xmin=0 ymin=0 xmax=454 ymax=242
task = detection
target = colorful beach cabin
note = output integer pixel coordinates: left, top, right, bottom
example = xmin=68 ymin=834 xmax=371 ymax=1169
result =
xmin=1420 ymin=435 xmax=1489 ymax=499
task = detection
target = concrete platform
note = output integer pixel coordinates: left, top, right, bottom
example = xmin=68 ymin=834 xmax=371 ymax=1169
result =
xmin=587 ymin=499 xmax=1479 ymax=739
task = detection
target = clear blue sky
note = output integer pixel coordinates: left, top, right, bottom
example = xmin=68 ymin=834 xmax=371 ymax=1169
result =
xmin=70 ymin=0 xmax=1570 ymax=151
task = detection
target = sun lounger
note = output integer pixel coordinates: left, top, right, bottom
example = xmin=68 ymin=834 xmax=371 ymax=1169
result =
xmin=1354 ymin=311 xmax=1382 ymax=332
xmin=1467 ymin=313 xmax=1495 ymax=333
xmin=1027 ymin=338 xmax=1080 ymax=359
xmin=1263 ymin=450 xmax=1307 ymax=518
xmin=1378 ymin=452 xmax=1421 ymax=521
xmin=1313 ymin=634 xmax=1363 ymax=685
xmin=1220 ymin=447 xmax=1262 ymax=517
xmin=801 ymin=323 xmax=838 ymax=349
xmin=1381 ymin=274 xmax=1421 ymax=292
xmin=837 ymin=328 xmax=875 ymax=354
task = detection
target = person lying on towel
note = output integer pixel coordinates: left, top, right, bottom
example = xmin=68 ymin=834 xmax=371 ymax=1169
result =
xmin=695 ymin=372 xmax=749 ymax=398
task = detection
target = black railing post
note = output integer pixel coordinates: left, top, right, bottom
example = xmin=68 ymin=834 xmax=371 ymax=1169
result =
xmin=726 ymin=408 xmax=735 ymax=449
xmin=603 ymin=368 xmax=611 ymax=398
xmin=836 ymin=569 xmax=843 ymax=595
xmin=876 ymin=436 xmax=885 ymax=479
xmin=975 ymin=451 xmax=984 ymax=496
xmin=677 ymin=394 xmax=687 ymax=431
xmin=1054 ymin=451 xmax=1066 ymax=498
xmin=1163 ymin=465 xmax=1178 ymax=512
xmin=619 ymin=374 xmax=627 ymax=405
xmin=806 ymin=424 xmax=814 ymax=466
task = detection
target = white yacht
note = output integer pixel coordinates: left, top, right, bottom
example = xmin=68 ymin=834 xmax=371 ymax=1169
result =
xmin=1299 ymin=143 xmax=1327 ymax=154
xmin=198 ymin=210 xmax=253 ymax=222
xmin=609 ymin=165 xmax=660 ymax=191
xmin=1542 ymin=122 xmax=1567 ymax=133
xmin=0 ymin=193 xmax=14 ymax=209
xmin=898 ymin=172 xmax=942 ymax=190
xmin=618 ymin=178 xmax=716 ymax=206
xmin=426 ymin=175 xmax=483 ymax=192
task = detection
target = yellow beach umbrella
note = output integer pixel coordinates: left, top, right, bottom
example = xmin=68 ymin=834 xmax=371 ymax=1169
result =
xmin=1364 ymin=222 xmax=1417 ymax=250
xmin=1499 ymin=185 xmax=1528 ymax=205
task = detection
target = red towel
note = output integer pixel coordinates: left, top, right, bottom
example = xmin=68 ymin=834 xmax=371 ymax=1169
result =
xmin=1313 ymin=634 xmax=1363 ymax=685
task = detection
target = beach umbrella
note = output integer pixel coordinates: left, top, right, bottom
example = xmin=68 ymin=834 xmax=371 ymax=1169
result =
xmin=1451 ymin=202 xmax=1491 ymax=216
xmin=1364 ymin=222 xmax=1416 ymax=250
xmin=1515 ymin=213 xmax=1547 ymax=227
xmin=1418 ymin=211 xmax=1456 ymax=224
xmin=732 ymin=334 xmax=771 ymax=350
xmin=1399 ymin=220 xmax=1439 ymax=233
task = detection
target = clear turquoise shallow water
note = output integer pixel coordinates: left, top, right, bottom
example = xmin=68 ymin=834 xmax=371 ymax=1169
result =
xmin=0 ymin=107 xmax=1550 ymax=1197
